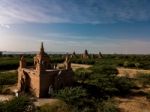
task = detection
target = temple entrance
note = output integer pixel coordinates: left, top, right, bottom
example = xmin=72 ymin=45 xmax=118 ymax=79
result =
xmin=24 ymin=72 xmax=31 ymax=92
xmin=20 ymin=71 xmax=31 ymax=92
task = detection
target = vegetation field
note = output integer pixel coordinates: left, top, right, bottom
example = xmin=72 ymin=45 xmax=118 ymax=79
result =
xmin=0 ymin=54 xmax=150 ymax=112
xmin=1 ymin=54 xmax=150 ymax=70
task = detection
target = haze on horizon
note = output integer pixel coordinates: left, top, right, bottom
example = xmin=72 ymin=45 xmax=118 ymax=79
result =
xmin=0 ymin=0 xmax=150 ymax=54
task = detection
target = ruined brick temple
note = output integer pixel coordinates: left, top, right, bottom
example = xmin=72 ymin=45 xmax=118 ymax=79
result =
xmin=18 ymin=43 xmax=74 ymax=98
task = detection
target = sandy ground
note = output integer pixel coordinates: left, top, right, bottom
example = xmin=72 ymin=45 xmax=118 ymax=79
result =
xmin=71 ymin=63 xmax=92 ymax=70
xmin=117 ymin=67 xmax=150 ymax=112
xmin=0 ymin=95 xmax=13 ymax=101
xmin=0 ymin=93 xmax=61 ymax=107
xmin=0 ymin=94 xmax=61 ymax=107
xmin=34 ymin=98 xmax=61 ymax=107
xmin=116 ymin=96 xmax=150 ymax=112
xmin=116 ymin=86 xmax=150 ymax=112
xmin=57 ymin=63 xmax=92 ymax=71
xmin=117 ymin=67 xmax=150 ymax=78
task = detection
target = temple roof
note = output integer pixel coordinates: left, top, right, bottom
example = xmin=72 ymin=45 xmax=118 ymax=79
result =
xmin=35 ymin=42 xmax=49 ymax=61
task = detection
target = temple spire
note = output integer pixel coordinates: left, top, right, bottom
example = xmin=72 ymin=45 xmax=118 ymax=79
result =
xmin=40 ymin=42 xmax=44 ymax=54
xmin=19 ymin=55 xmax=26 ymax=68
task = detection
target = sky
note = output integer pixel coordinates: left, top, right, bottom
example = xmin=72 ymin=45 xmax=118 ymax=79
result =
xmin=0 ymin=0 xmax=150 ymax=54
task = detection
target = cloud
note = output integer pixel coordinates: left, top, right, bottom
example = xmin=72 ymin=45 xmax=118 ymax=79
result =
xmin=0 ymin=24 xmax=10 ymax=29
xmin=0 ymin=0 xmax=150 ymax=24
xmin=1 ymin=30 xmax=150 ymax=54
xmin=35 ymin=36 xmax=150 ymax=54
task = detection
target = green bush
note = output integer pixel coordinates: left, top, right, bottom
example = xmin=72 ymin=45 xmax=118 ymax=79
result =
xmin=97 ymin=99 xmax=118 ymax=112
xmin=0 ymin=85 xmax=4 ymax=93
xmin=53 ymin=86 xmax=119 ymax=112
xmin=0 ymin=95 xmax=34 ymax=112
xmin=71 ymin=58 xmax=95 ymax=65
xmin=113 ymin=77 xmax=135 ymax=95
xmin=87 ymin=76 xmax=134 ymax=97
xmin=146 ymin=92 xmax=150 ymax=101
xmin=51 ymin=58 xmax=64 ymax=63
xmin=74 ymin=68 xmax=92 ymax=83
xmin=37 ymin=103 xmax=71 ymax=112
xmin=53 ymin=87 xmax=88 ymax=105
xmin=134 ymin=62 xmax=140 ymax=68
xmin=90 ymin=65 xmax=118 ymax=76
xmin=123 ymin=61 xmax=135 ymax=68
xmin=136 ymin=73 xmax=150 ymax=86
xmin=123 ymin=61 xmax=129 ymax=67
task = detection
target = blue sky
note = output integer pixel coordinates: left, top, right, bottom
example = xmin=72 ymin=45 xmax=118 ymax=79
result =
xmin=0 ymin=0 xmax=150 ymax=54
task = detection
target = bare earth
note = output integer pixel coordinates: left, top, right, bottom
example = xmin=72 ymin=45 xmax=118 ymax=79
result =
xmin=57 ymin=63 xmax=92 ymax=71
xmin=116 ymin=96 xmax=150 ymax=112
xmin=0 ymin=95 xmax=13 ymax=101
xmin=117 ymin=67 xmax=150 ymax=112
xmin=34 ymin=98 xmax=62 ymax=107
xmin=71 ymin=63 xmax=92 ymax=70
xmin=117 ymin=67 xmax=150 ymax=78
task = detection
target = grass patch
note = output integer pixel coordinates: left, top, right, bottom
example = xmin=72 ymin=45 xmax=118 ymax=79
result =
xmin=0 ymin=71 xmax=17 ymax=94
xmin=136 ymin=73 xmax=150 ymax=86
xmin=0 ymin=95 xmax=34 ymax=112
xmin=0 ymin=71 xmax=17 ymax=85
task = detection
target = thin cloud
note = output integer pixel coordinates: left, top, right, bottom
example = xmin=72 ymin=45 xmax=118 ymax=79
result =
xmin=0 ymin=24 xmax=10 ymax=29
xmin=0 ymin=0 xmax=150 ymax=24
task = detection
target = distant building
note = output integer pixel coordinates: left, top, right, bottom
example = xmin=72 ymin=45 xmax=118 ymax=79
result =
xmin=98 ymin=52 xmax=103 ymax=58
xmin=82 ymin=49 xmax=89 ymax=59
xmin=18 ymin=42 xmax=74 ymax=98
xmin=0 ymin=51 xmax=2 ymax=56
xmin=70 ymin=51 xmax=77 ymax=58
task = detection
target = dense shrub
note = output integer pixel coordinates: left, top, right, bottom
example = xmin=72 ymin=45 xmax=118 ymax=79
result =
xmin=123 ymin=61 xmax=135 ymax=68
xmin=36 ymin=103 xmax=71 ymax=112
xmin=146 ymin=92 xmax=150 ymax=101
xmin=53 ymin=87 xmax=88 ymax=105
xmin=113 ymin=77 xmax=135 ymax=95
xmin=0 ymin=85 xmax=4 ymax=93
xmin=136 ymin=73 xmax=150 ymax=86
xmin=53 ymin=87 xmax=118 ymax=112
xmin=0 ymin=71 xmax=17 ymax=94
xmin=71 ymin=58 xmax=95 ymax=65
xmin=134 ymin=62 xmax=140 ymax=68
xmin=0 ymin=96 xmax=35 ymax=112
xmin=74 ymin=68 xmax=92 ymax=83
xmin=50 ymin=58 xmax=64 ymax=63
xmin=123 ymin=61 xmax=129 ymax=67
xmin=86 ymin=77 xmax=118 ymax=98
xmin=97 ymin=99 xmax=118 ymax=112
xmin=91 ymin=65 xmax=118 ymax=76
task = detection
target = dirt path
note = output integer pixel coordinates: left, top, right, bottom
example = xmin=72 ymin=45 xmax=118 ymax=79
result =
xmin=34 ymin=98 xmax=62 ymax=106
xmin=0 ymin=95 xmax=13 ymax=101
xmin=117 ymin=67 xmax=150 ymax=78
xmin=116 ymin=67 xmax=150 ymax=112
xmin=116 ymin=87 xmax=150 ymax=112
xmin=116 ymin=96 xmax=150 ymax=112
xmin=57 ymin=63 xmax=92 ymax=71
xmin=71 ymin=63 xmax=92 ymax=70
